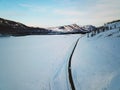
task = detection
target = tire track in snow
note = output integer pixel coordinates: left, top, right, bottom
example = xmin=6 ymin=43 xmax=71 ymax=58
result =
xmin=68 ymin=37 xmax=80 ymax=90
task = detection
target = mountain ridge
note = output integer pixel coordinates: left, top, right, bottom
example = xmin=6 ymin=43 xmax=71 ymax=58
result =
xmin=0 ymin=17 xmax=89 ymax=36
xmin=0 ymin=17 xmax=119 ymax=36
xmin=48 ymin=24 xmax=96 ymax=33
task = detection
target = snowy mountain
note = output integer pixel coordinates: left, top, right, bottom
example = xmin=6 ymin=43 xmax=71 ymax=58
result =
xmin=0 ymin=18 xmax=89 ymax=35
xmin=0 ymin=17 xmax=119 ymax=36
xmin=82 ymin=25 xmax=96 ymax=32
xmin=48 ymin=24 xmax=88 ymax=34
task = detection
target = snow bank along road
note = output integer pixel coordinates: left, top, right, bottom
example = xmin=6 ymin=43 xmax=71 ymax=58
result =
xmin=72 ymin=31 xmax=120 ymax=90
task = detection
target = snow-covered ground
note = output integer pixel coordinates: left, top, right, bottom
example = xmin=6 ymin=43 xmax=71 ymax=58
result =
xmin=72 ymin=28 xmax=120 ymax=90
xmin=0 ymin=34 xmax=80 ymax=90
xmin=0 ymin=28 xmax=120 ymax=90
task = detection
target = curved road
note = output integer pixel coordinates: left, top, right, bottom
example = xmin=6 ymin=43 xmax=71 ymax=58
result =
xmin=68 ymin=37 xmax=80 ymax=90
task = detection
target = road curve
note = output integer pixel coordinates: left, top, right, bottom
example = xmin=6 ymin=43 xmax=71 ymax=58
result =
xmin=68 ymin=37 xmax=80 ymax=90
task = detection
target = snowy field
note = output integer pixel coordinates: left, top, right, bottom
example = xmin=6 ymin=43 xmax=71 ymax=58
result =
xmin=0 ymin=28 xmax=120 ymax=90
xmin=0 ymin=34 xmax=80 ymax=90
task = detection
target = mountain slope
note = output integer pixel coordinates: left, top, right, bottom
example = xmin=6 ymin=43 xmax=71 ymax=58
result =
xmin=48 ymin=24 xmax=88 ymax=33
xmin=72 ymin=26 xmax=120 ymax=90
xmin=0 ymin=18 xmax=28 ymax=29
xmin=82 ymin=25 xmax=96 ymax=32
xmin=0 ymin=18 xmax=52 ymax=36
xmin=0 ymin=18 xmax=89 ymax=35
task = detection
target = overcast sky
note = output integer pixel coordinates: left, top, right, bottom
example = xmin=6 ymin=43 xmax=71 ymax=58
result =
xmin=0 ymin=0 xmax=120 ymax=27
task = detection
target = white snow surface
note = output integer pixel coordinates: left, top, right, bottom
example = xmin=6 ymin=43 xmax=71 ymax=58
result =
xmin=0 ymin=34 xmax=80 ymax=90
xmin=0 ymin=28 xmax=120 ymax=90
xmin=72 ymin=28 xmax=120 ymax=90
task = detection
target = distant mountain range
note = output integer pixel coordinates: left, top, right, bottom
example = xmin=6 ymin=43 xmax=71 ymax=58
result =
xmin=0 ymin=17 xmax=96 ymax=36
xmin=48 ymin=24 xmax=95 ymax=33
